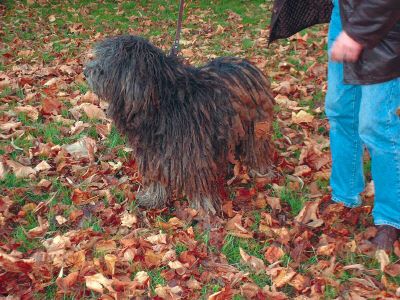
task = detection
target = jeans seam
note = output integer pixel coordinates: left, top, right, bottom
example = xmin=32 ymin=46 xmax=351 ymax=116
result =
xmin=379 ymin=80 xmax=400 ymax=221
xmin=350 ymin=88 xmax=358 ymax=196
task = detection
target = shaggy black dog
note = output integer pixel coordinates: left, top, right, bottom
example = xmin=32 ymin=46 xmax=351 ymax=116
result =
xmin=84 ymin=35 xmax=274 ymax=213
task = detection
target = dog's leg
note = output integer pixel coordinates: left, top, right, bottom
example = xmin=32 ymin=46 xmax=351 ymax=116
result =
xmin=136 ymin=182 xmax=168 ymax=209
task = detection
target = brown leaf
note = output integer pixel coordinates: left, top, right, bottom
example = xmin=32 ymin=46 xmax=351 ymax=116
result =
xmin=6 ymin=160 xmax=36 ymax=178
xmin=273 ymin=268 xmax=296 ymax=288
xmin=85 ymin=273 xmax=114 ymax=294
xmin=120 ymin=212 xmax=137 ymax=228
xmin=64 ymin=137 xmax=97 ymax=161
xmin=0 ymin=161 xmax=6 ymax=180
xmin=56 ymin=271 xmax=79 ymax=291
xmin=240 ymin=283 xmax=259 ymax=299
xmin=34 ymin=160 xmax=52 ymax=172
xmin=239 ymin=247 xmax=265 ymax=273
xmin=104 ymin=254 xmax=117 ymax=275
xmin=0 ymin=250 xmax=34 ymax=273
xmin=375 ymin=249 xmax=390 ymax=272
xmin=79 ymin=103 xmax=107 ymax=120
xmin=96 ymin=123 xmax=111 ymax=139
xmin=155 ymin=285 xmax=183 ymax=300
xmin=95 ymin=240 xmax=116 ymax=253
xmin=41 ymin=98 xmax=62 ymax=115
xmin=289 ymin=273 xmax=310 ymax=291
xmin=14 ymin=105 xmax=39 ymax=120
xmin=264 ymin=245 xmax=284 ymax=264
xmin=384 ymin=264 xmax=400 ymax=277
xmin=146 ymin=232 xmax=167 ymax=244
xmin=316 ymin=244 xmax=335 ymax=256
xmin=293 ymin=165 xmax=312 ymax=177
xmin=27 ymin=218 xmax=49 ymax=238
xmin=291 ymin=110 xmax=314 ymax=124
xmin=266 ymin=196 xmax=281 ymax=211
xmin=0 ymin=121 xmax=22 ymax=132
xmin=294 ymin=200 xmax=323 ymax=227
xmin=144 ymin=250 xmax=163 ymax=268
xmin=71 ymin=188 xmax=97 ymax=205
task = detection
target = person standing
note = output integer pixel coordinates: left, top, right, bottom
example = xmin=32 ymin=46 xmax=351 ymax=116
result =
xmin=270 ymin=0 xmax=400 ymax=250
xmin=326 ymin=0 xmax=400 ymax=250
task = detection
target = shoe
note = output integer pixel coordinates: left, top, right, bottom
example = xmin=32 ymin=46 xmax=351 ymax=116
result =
xmin=372 ymin=225 xmax=399 ymax=251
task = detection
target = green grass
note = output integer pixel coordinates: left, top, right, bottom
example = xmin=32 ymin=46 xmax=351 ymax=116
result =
xmin=13 ymin=225 xmax=42 ymax=253
xmin=1 ymin=173 xmax=29 ymax=189
xmin=106 ymin=127 xmax=126 ymax=148
xmin=324 ymin=285 xmax=338 ymax=299
xmin=280 ymin=188 xmax=307 ymax=216
xmin=175 ymin=242 xmax=188 ymax=255
xmin=221 ymin=234 xmax=264 ymax=265
xmin=148 ymin=267 xmax=167 ymax=294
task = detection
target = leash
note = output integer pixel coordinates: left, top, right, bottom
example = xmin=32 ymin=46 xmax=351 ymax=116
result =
xmin=170 ymin=0 xmax=185 ymax=56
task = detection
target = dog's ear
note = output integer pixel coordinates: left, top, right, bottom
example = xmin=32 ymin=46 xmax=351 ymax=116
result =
xmin=97 ymin=36 xmax=176 ymax=120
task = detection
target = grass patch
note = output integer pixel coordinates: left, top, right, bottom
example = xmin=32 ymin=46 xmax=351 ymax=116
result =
xmin=175 ymin=242 xmax=188 ymax=256
xmin=280 ymin=187 xmax=307 ymax=216
xmin=221 ymin=234 xmax=264 ymax=265
xmin=148 ymin=267 xmax=167 ymax=294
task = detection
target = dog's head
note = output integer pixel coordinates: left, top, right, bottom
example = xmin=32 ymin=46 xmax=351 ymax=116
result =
xmin=84 ymin=35 xmax=169 ymax=110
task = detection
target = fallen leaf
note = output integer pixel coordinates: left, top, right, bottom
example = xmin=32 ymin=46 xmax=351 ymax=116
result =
xmin=120 ymin=212 xmax=137 ymax=228
xmin=289 ymin=273 xmax=310 ymax=291
xmin=64 ymin=137 xmax=97 ymax=160
xmin=316 ymin=244 xmax=335 ymax=256
xmin=273 ymin=268 xmax=297 ymax=288
xmin=146 ymin=232 xmax=167 ymax=244
xmin=294 ymin=200 xmax=323 ymax=227
xmin=6 ymin=160 xmax=36 ymax=178
xmin=293 ymin=165 xmax=312 ymax=177
xmin=265 ymin=245 xmax=284 ymax=264
xmin=34 ymin=160 xmax=52 ymax=172
xmin=104 ymin=254 xmax=117 ymax=275
xmin=155 ymin=285 xmax=183 ymax=300
xmin=79 ymin=103 xmax=107 ymax=120
xmin=292 ymin=110 xmax=314 ymax=124
xmin=14 ymin=105 xmax=39 ymax=120
xmin=95 ymin=240 xmax=116 ymax=253
xmin=376 ymin=250 xmax=390 ymax=272
xmin=56 ymin=271 xmax=79 ymax=291
xmin=239 ymin=247 xmax=265 ymax=273
xmin=55 ymin=215 xmax=67 ymax=225
xmin=266 ymin=196 xmax=281 ymax=211
xmin=0 ymin=121 xmax=21 ymax=132
xmin=41 ymin=98 xmax=62 ymax=115
xmin=85 ymin=273 xmax=114 ymax=294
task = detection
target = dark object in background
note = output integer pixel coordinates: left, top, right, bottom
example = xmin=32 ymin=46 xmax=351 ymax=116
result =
xmin=84 ymin=35 xmax=275 ymax=214
xmin=269 ymin=0 xmax=333 ymax=43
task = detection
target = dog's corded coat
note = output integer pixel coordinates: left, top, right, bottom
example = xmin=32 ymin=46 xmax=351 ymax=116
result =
xmin=85 ymin=35 xmax=274 ymax=213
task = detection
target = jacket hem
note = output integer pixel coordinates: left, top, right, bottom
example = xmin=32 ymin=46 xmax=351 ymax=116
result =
xmin=343 ymin=73 xmax=400 ymax=85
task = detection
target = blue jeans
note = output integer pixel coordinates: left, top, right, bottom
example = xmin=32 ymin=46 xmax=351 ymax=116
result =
xmin=326 ymin=0 xmax=400 ymax=229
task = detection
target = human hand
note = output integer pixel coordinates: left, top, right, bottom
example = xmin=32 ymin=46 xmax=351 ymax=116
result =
xmin=331 ymin=31 xmax=363 ymax=62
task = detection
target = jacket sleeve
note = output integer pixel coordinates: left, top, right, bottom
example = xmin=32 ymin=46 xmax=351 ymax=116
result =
xmin=342 ymin=0 xmax=400 ymax=48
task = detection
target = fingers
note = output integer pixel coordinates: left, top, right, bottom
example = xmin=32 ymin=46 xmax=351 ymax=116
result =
xmin=331 ymin=43 xmax=360 ymax=62
xmin=330 ymin=31 xmax=363 ymax=62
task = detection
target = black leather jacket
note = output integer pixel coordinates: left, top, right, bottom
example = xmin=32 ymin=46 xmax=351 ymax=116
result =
xmin=340 ymin=0 xmax=400 ymax=84
xmin=270 ymin=0 xmax=400 ymax=84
